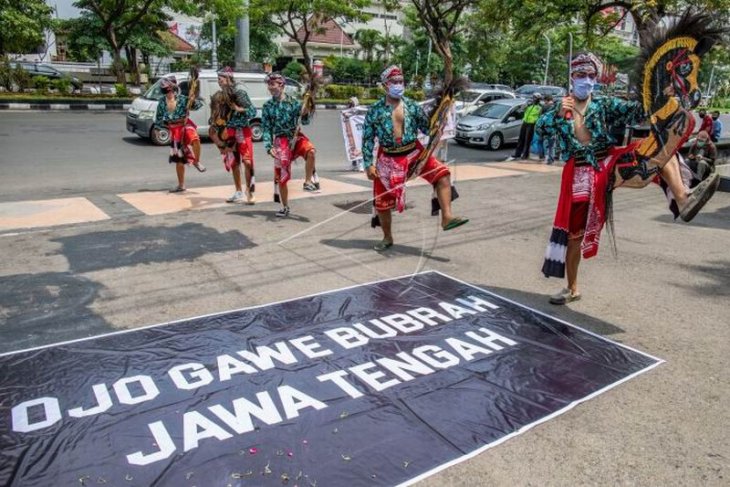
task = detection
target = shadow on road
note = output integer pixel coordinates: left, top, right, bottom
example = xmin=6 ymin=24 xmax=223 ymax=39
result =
xmin=228 ymin=209 xmax=311 ymax=223
xmin=52 ymin=222 xmax=256 ymax=273
xmin=474 ymin=283 xmax=626 ymax=336
xmin=0 ymin=272 xmax=112 ymax=353
xmin=321 ymin=238 xmax=450 ymax=263
xmin=677 ymin=259 xmax=730 ymax=297
xmin=652 ymin=203 xmax=730 ymax=230
xmin=121 ymin=136 xmax=156 ymax=146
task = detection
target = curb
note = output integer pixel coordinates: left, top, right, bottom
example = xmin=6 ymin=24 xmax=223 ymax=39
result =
xmin=0 ymin=102 xmax=348 ymax=111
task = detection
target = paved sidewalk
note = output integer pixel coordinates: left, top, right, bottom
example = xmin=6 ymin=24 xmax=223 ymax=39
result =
xmin=0 ymin=168 xmax=728 ymax=486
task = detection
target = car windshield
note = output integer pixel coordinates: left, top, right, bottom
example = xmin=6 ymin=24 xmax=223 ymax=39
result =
xmin=516 ymin=86 xmax=539 ymax=95
xmin=144 ymin=80 xmax=165 ymax=100
xmin=473 ymin=103 xmax=510 ymax=119
xmin=540 ymin=87 xmax=563 ymax=96
xmin=457 ymin=91 xmax=482 ymax=102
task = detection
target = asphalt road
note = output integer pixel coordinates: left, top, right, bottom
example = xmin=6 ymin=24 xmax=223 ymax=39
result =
xmin=0 ymin=111 xmax=512 ymax=202
xmin=0 ymin=110 xmax=728 ymax=486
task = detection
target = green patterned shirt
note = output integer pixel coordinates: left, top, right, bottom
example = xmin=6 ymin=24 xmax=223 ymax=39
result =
xmin=226 ymin=87 xmax=257 ymax=128
xmin=361 ymin=97 xmax=429 ymax=168
xmin=154 ymin=95 xmax=203 ymax=128
xmin=536 ymin=96 xmax=644 ymax=169
xmin=261 ymin=94 xmax=311 ymax=151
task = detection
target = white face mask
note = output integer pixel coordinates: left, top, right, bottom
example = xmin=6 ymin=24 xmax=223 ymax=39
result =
xmin=572 ymin=76 xmax=596 ymax=100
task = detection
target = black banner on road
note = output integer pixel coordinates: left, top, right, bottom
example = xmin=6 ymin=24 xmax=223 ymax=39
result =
xmin=0 ymin=272 xmax=661 ymax=486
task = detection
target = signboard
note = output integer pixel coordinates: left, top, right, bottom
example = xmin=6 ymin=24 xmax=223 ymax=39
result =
xmin=341 ymin=101 xmax=456 ymax=164
xmin=0 ymin=272 xmax=661 ymax=486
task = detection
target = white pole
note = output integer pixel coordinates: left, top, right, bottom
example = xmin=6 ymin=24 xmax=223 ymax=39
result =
xmin=568 ymin=32 xmax=573 ymax=91
xmin=211 ymin=19 xmax=218 ymax=70
xmin=542 ymin=33 xmax=551 ymax=85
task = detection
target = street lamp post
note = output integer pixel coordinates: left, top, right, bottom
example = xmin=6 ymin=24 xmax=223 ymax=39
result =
xmin=211 ymin=15 xmax=218 ymax=70
xmin=542 ymin=33 xmax=551 ymax=85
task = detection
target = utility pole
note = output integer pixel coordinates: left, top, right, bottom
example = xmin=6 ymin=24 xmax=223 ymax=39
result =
xmin=542 ymin=33 xmax=551 ymax=85
xmin=207 ymin=13 xmax=219 ymax=70
xmin=235 ymin=0 xmax=251 ymax=70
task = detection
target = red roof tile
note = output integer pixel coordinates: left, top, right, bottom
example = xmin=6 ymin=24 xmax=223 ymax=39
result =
xmin=290 ymin=17 xmax=354 ymax=45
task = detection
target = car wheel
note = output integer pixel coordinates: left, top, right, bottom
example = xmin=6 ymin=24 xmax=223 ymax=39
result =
xmin=250 ymin=121 xmax=263 ymax=142
xmin=151 ymin=127 xmax=171 ymax=146
xmin=488 ymin=132 xmax=504 ymax=150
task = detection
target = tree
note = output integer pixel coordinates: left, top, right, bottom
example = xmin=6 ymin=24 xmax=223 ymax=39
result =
xmin=73 ymin=0 xmax=172 ymax=85
xmin=0 ymin=0 xmax=54 ymax=55
xmin=409 ymin=0 xmax=479 ymax=86
xmin=72 ymin=0 xmax=245 ymax=86
xmin=198 ymin=12 xmax=280 ymax=67
xmin=248 ymin=0 xmax=371 ymax=78
xmin=354 ymin=28 xmax=382 ymax=63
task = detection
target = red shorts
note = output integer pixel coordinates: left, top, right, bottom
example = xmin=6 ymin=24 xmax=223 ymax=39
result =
xmin=168 ymin=123 xmax=200 ymax=164
xmin=226 ymin=127 xmax=253 ymax=164
xmin=569 ymin=202 xmax=589 ymax=238
xmin=374 ymin=149 xmax=450 ymax=212
xmin=273 ymin=133 xmax=316 ymax=187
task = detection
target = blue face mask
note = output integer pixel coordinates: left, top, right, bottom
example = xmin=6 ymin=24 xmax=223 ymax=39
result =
xmin=388 ymin=84 xmax=405 ymax=99
xmin=572 ymin=77 xmax=595 ymax=100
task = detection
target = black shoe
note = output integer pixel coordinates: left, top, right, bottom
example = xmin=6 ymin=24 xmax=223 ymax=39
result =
xmin=276 ymin=206 xmax=290 ymax=218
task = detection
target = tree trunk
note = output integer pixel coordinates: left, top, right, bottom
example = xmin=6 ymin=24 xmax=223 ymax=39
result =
xmin=107 ymin=29 xmax=126 ymax=86
xmin=300 ymin=42 xmax=313 ymax=80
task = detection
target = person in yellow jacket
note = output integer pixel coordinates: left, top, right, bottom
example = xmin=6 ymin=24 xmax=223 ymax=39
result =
xmin=507 ymin=93 xmax=542 ymax=161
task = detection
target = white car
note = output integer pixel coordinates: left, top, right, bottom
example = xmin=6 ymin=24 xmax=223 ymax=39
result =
xmin=454 ymin=89 xmax=516 ymax=118
xmin=126 ymin=70 xmax=301 ymax=145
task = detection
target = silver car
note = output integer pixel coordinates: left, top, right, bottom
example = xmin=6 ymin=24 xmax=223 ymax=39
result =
xmin=454 ymin=98 xmax=528 ymax=150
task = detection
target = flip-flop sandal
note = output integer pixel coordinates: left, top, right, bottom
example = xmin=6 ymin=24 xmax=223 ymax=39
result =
xmin=443 ymin=217 xmax=469 ymax=231
xmin=169 ymin=186 xmax=186 ymax=193
xmin=373 ymin=240 xmax=394 ymax=251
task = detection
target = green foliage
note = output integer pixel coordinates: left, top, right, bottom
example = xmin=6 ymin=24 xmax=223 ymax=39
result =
xmin=57 ymin=15 xmax=108 ymax=62
xmin=0 ymin=0 xmax=54 ymax=54
xmin=324 ymin=56 xmax=375 ymax=84
xmin=114 ymin=83 xmax=129 ymax=97
xmin=283 ymin=60 xmax=306 ymax=81
xmin=199 ymin=12 xmax=279 ymax=66
xmin=0 ymin=56 xmax=12 ymax=90
xmin=324 ymin=84 xmax=365 ymax=99
xmin=51 ymin=77 xmax=73 ymax=94
xmin=32 ymin=75 xmax=50 ymax=93
xmin=248 ymin=0 xmax=372 ymax=76
xmin=353 ymin=29 xmax=382 ymax=63
xmin=12 ymin=65 xmax=32 ymax=91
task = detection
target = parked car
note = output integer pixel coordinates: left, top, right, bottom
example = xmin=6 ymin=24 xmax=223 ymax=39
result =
xmin=10 ymin=62 xmax=83 ymax=91
xmin=454 ymin=98 xmax=528 ymax=150
xmin=454 ymin=89 xmax=516 ymax=118
xmin=470 ymin=82 xmax=514 ymax=92
xmin=126 ymin=70 xmax=299 ymax=146
xmin=515 ymin=84 xmax=566 ymax=98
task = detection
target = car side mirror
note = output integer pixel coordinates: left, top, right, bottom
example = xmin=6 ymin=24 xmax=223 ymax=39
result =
xmin=506 ymin=116 xmax=517 ymax=122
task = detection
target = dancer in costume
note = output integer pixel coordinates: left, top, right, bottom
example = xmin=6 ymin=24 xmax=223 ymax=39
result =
xmin=361 ymin=65 xmax=468 ymax=251
xmin=210 ymin=67 xmax=257 ymax=204
xmin=539 ymin=12 xmax=723 ymax=305
xmin=261 ymin=72 xmax=318 ymax=218
xmin=154 ymin=75 xmax=205 ymax=193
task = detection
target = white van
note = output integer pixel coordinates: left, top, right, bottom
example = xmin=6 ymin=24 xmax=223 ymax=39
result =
xmin=126 ymin=70 xmax=301 ymax=145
